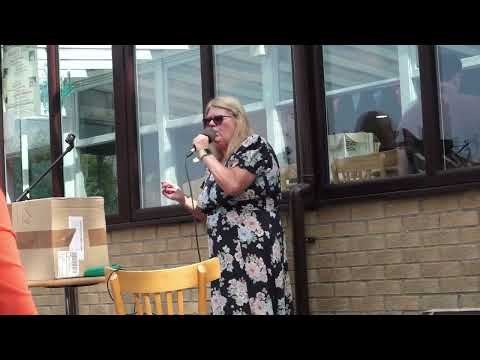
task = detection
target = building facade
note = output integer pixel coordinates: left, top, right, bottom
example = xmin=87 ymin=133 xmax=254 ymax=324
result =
xmin=2 ymin=45 xmax=480 ymax=314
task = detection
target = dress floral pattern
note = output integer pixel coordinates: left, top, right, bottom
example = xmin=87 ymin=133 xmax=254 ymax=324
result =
xmin=197 ymin=134 xmax=293 ymax=315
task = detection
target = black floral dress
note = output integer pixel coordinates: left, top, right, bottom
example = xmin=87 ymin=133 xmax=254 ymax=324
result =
xmin=197 ymin=134 xmax=293 ymax=315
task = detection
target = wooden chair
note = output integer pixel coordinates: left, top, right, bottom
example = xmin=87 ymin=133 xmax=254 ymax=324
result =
xmin=382 ymin=148 xmax=409 ymax=177
xmin=106 ymin=257 xmax=221 ymax=315
xmin=331 ymin=152 xmax=387 ymax=183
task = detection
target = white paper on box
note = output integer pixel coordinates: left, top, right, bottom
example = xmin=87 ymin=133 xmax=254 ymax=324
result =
xmin=57 ymin=250 xmax=80 ymax=278
xmin=68 ymin=216 xmax=84 ymax=260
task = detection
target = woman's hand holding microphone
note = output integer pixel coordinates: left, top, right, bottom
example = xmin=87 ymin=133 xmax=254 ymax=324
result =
xmin=192 ymin=133 xmax=210 ymax=153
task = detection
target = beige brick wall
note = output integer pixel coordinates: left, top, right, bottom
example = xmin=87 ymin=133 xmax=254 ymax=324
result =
xmin=307 ymin=190 xmax=480 ymax=315
xmin=32 ymin=190 xmax=480 ymax=315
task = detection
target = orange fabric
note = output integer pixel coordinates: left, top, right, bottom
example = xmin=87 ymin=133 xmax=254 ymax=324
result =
xmin=0 ymin=191 xmax=38 ymax=315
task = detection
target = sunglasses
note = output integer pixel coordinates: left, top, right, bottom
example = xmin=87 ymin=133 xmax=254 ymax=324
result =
xmin=202 ymin=115 xmax=233 ymax=128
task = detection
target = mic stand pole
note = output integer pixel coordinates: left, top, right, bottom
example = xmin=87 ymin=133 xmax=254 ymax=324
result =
xmin=16 ymin=144 xmax=74 ymax=202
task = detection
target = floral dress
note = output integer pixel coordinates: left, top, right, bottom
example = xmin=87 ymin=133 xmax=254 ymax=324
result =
xmin=197 ymin=134 xmax=293 ymax=315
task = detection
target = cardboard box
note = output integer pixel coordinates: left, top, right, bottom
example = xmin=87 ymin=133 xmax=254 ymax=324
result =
xmin=9 ymin=197 xmax=109 ymax=281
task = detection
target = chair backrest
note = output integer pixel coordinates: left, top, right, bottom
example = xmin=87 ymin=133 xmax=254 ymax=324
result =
xmin=382 ymin=147 xmax=409 ymax=177
xmin=332 ymin=152 xmax=386 ymax=183
xmin=106 ymin=257 xmax=221 ymax=315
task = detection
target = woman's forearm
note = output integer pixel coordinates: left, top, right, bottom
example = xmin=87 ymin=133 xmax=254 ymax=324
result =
xmin=201 ymin=155 xmax=243 ymax=195
xmin=180 ymin=196 xmax=206 ymax=221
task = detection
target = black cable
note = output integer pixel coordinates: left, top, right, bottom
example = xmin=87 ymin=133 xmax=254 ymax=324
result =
xmin=185 ymin=153 xmax=202 ymax=262
xmin=106 ymin=268 xmax=121 ymax=302
xmin=106 ymin=152 xmax=203 ymax=314
xmin=106 ymin=267 xmax=134 ymax=314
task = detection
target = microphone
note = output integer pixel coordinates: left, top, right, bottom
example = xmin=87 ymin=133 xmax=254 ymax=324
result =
xmin=16 ymin=133 xmax=76 ymax=202
xmin=65 ymin=133 xmax=76 ymax=149
xmin=187 ymin=128 xmax=217 ymax=157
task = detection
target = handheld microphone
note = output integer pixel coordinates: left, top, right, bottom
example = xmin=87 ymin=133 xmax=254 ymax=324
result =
xmin=187 ymin=128 xmax=217 ymax=157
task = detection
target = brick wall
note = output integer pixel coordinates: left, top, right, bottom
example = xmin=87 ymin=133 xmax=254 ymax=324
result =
xmin=307 ymin=189 xmax=480 ymax=314
xmin=31 ymin=189 xmax=480 ymax=315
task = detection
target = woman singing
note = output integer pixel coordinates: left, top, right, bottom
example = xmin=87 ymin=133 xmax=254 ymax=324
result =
xmin=161 ymin=96 xmax=292 ymax=315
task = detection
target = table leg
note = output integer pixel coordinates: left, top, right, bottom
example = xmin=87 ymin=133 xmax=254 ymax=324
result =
xmin=64 ymin=287 xmax=79 ymax=315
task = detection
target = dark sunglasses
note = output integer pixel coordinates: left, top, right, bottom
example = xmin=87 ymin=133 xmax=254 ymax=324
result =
xmin=202 ymin=115 xmax=233 ymax=128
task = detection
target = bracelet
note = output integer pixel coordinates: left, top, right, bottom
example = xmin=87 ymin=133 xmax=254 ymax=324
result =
xmin=197 ymin=148 xmax=212 ymax=161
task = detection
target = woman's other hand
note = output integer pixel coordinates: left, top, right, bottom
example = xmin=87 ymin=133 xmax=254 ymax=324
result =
xmin=161 ymin=180 xmax=186 ymax=204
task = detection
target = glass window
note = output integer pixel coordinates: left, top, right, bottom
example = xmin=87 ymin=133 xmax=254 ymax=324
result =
xmin=323 ymin=45 xmax=423 ymax=184
xmin=135 ymin=45 xmax=203 ymax=208
xmin=436 ymin=45 xmax=480 ymax=170
xmin=2 ymin=45 xmax=52 ymax=202
xmin=59 ymin=45 xmax=118 ymax=215
xmin=214 ymin=45 xmax=297 ymax=191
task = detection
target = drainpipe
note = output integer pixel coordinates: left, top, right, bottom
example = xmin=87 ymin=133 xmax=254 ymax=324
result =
xmin=289 ymin=182 xmax=314 ymax=315
xmin=288 ymin=45 xmax=319 ymax=315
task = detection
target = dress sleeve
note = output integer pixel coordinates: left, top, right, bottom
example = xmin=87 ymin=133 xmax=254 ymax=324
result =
xmin=0 ymin=191 xmax=38 ymax=315
xmin=234 ymin=136 xmax=273 ymax=176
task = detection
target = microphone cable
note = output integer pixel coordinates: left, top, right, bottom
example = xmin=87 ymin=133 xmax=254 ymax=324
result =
xmin=183 ymin=128 xmax=215 ymax=263
xmin=184 ymin=151 xmax=202 ymax=263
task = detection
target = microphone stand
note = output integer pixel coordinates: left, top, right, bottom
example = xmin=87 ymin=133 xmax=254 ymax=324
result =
xmin=16 ymin=133 xmax=76 ymax=202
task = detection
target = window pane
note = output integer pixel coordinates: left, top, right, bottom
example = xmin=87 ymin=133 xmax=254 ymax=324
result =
xmin=215 ymin=45 xmax=297 ymax=191
xmin=135 ymin=45 xmax=203 ymax=208
xmin=323 ymin=45 xmax=423 ymax=184
xmin=436 ymin=45 xmax=480 ymax=170
xmin=278 ymin=46 xmax=293 ymax=102
xmin=2 ymin=45 xmax=52 ymax=202
xmin=59 ymin=45 xmax=118 ymax=215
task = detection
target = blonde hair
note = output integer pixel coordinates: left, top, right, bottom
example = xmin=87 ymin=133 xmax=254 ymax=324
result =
xmin=205 ymin=96 xmax=253 ymax=161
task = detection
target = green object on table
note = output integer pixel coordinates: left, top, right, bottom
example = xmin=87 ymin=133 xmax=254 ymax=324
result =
xmin=84 ymin=264 xmax=121 ymax=277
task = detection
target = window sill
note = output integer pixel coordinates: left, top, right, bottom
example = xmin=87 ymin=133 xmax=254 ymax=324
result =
xmin=316 ymin=176 xmax=480 ymax=206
